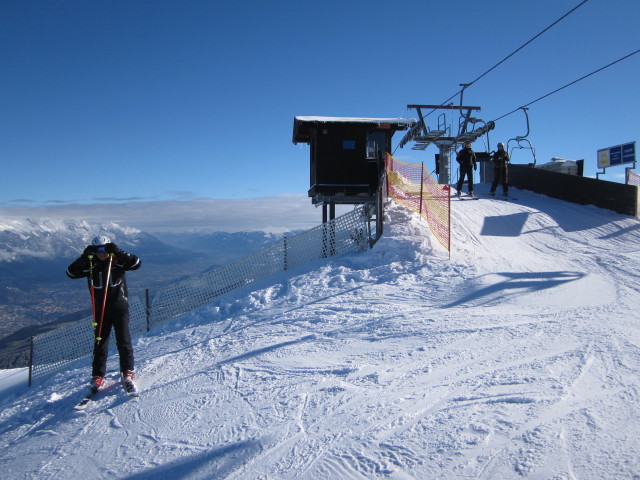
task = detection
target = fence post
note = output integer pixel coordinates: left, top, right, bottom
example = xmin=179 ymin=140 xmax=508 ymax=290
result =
xmin=283 ymin=236 xmax=288 ymax=271
xmin=330 ymin=214 xmax=336 ymax=256
xmin=419 ymin=162 xmax=425 ymax=220
xmin=145 ymin=289 xmax=151 ymax=332
xmin=28 ymin=336 xmax=34 ymax=387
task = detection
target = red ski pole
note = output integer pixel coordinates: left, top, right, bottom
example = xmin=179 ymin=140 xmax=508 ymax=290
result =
xmin=95 ymin=253 xmax=114 ymax=345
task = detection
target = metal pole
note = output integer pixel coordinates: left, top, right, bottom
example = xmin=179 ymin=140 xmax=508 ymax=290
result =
xmin=438 ymin=145 xmax=451 ymax=185
xmin=145 ymin=289 xmax=151 ymax=332
xmin=419 ymin=162 xmax=424 ymax=219
xmin=447 ymin=186 xmax=451 ymax=259
xmin=283 ymin=236 xmax=288 ymax=271
xmin=330 ymin=202 xmax=336 ymax=256
xmin=28 ymin=336 xmax=34 ymax=387
xmin=322 ymin=204 xmax=328 ymax=257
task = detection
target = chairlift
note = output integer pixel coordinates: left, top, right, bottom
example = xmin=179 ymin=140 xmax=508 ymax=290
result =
xmin=456 ymin=84 xmax=474 ymax=140
xmin=455 ymin=85 xmax=494 ymax=150
xmin=506 ymin=107 xmax=538 ymax=165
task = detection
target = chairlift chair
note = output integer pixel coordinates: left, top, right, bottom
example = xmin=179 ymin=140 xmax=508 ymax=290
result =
xmin=506 ymin=107 xmax=537 ymax=165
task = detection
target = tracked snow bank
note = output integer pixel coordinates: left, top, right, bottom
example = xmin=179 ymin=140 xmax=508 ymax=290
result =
xmin=1 ymin=186 xmax=639 ymax=479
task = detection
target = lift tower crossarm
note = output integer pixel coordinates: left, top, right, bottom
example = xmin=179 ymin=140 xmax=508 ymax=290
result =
xmin=407 ymin=104 xmax=481 ymax=111
xmin=399 ymin=105 xmax=483 ymax=148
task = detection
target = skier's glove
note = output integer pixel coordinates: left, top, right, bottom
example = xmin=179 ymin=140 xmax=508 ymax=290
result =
xmin=83 ymin=246 xmax=96 ymax=257
xmin=105 ymin=243 xmax=119 ymax=254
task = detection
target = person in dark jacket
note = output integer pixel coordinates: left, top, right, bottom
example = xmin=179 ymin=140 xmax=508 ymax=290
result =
xmin=66 ymin=235 xmax=141 ymax=394
xmin=490 ymin=142 xmax=510 ymax=197
xmin=456 ymin=140 xmax=477 ymax=197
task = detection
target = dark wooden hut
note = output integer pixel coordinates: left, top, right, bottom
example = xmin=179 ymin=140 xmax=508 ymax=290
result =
xmin=293 ymin=117 xmax=415 ymax=212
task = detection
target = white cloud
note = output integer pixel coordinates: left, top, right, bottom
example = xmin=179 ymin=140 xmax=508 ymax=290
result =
xmin=0 ymin=194 xmax=353 ymax=233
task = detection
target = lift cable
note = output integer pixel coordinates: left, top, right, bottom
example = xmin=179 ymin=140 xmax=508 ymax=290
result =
xmin=465 ymin=0 xmax=591 ymax=89
xmin=418 ymin=0 xmax=591 ymax=122
xmin=492 ymin=48 xmax=640 ymax=123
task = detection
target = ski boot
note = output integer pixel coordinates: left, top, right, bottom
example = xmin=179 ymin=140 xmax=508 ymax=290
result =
xmin=121 ymin=370 xmax=139 ymax=397
xmin=90 ymin=376 xmax=104 ymax=395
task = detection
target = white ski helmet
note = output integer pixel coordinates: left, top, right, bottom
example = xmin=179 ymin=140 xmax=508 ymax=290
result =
xmin=92 ymin=235 xmax=112 ymax=246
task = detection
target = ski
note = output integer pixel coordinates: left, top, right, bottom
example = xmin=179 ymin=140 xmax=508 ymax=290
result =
xmin=486 ymin=194 xmax=516 ymax=201
xmin=74 ymin=374 xmax=140 ymax=411
xmin=454 ymin=193 xmax=478 ymax=200
xmin=74 ymin=390 xmax=98 ymax=411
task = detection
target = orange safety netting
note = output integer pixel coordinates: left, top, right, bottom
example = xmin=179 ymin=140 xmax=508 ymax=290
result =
xmin=385 ymin=153 xmax=451 ymax=252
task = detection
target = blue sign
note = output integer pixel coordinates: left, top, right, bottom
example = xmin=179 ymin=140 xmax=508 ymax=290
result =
xmin=598 ymin=141 xmax=636 ymax=168
xmin=610 ymin=146 xmax=622 ymax=165
xmin=622 ymin=142 xmax=636 ymax=164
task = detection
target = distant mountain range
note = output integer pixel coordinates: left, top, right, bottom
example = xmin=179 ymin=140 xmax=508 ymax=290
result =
xmin=0 ymin=218 xmax=296 ymax=368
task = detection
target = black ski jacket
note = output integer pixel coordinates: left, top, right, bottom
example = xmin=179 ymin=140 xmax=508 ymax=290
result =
xmin=457 ymin=147 xmax=477 ymax=169
xmin=66 ymin=244 xmax=141 ymax=304
xmin=492 ymin=149 xmax=510 ymax=167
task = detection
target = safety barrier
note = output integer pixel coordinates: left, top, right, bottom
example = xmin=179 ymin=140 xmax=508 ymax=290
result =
xmin=29 ymin=205 xmax=373 ymax=385
xmin=385 ymin=153 xmax=451 ymax=253
xmin=148 ymin=206 xmax=372 ymax=329
xmin=510 ymin=164 xmax=638 ymax=217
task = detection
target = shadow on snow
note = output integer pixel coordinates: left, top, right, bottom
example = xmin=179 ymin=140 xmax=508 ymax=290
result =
xmin=444 ymin=271 xmax=585 ymax=308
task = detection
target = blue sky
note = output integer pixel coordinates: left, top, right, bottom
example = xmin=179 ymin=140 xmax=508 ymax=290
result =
xmin=1 ymin=0 xmax=638 ymax=230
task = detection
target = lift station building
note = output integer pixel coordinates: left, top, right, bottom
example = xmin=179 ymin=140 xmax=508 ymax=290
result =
xmin=292 ymin=116 xmax=415 ymax=221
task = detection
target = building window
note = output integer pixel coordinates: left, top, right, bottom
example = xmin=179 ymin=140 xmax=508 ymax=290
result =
xmin=366 ymin=132 xmax=386 ymax=159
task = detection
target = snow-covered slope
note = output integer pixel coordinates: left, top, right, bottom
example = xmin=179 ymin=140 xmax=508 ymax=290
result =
xmin=1 ymin=187 xmax=639 ymax=479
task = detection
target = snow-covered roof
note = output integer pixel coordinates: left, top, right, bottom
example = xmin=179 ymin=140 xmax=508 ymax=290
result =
xmin=293 ymin=116 xmax=416 ymax=144
xmin=294 ymin=116 xmax=416 ymax=124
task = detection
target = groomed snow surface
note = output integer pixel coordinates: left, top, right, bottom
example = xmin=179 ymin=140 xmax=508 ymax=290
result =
xmin=1 ymin=186 xmax=639 ymax=479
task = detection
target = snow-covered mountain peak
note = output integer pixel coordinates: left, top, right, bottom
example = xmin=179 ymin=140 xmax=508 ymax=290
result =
xmin=0 ymin=218 xmax=145 ymax=262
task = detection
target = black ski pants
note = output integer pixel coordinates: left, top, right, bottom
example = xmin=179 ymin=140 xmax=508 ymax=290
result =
xmin=491 ymin=164 xmax=509 ymax=194
xmin=456 ymin=164 xmax=474 ymax=194
xmin=92 ymin=296 xmax=134 ymax=377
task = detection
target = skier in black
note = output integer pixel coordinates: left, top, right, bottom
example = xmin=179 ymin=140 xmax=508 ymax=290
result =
xmin=66 ymin=236 xmax=141 ymax=395
xmin=490 ymin=142 xmax=510 ymax=197
xmin=456 ymin=140 xmax=477 ymax=197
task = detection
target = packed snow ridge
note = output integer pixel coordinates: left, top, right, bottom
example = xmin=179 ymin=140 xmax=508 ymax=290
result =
xmin=1 ymin=186 xmax=640 ymax=479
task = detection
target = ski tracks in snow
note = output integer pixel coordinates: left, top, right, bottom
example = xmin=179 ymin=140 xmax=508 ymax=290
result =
xmin=1 ymin=195 xmax=640 ymax=478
